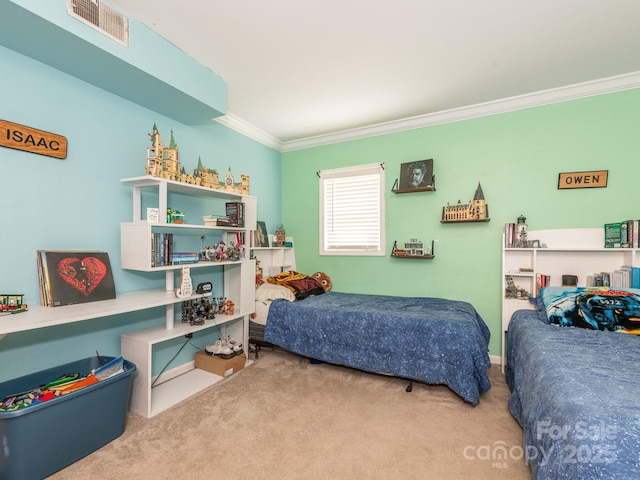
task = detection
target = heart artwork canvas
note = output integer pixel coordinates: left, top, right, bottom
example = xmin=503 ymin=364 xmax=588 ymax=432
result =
xmin=39 ymin=251 xmax=116 ymax=307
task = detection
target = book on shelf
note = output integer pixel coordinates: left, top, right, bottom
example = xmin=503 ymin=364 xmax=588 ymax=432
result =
xmin=225 ymin=231 xmax=244 ymax=246
xmin=225 ymin=202 xmax=245 ymax=227
xmin=604 ymin=220 xmax=640 ymax=248
xmin=587 ymin=270 xmax=617 ymax=288
xmin=632 ymin=266 xmax=640 ymax=289
xmin=36 ymin=250 xmax=116 ymax=307
xmin=151 ymin=233 xmax=175 ymax=267
xmin=150 ymin=234 xmax=202 ymax=266
xmin=536 ymin=273 xmax=550 ymax=296
xmin=215 ymin=217 xmax=236 ymax=227
xmin=504 ymin=223 xmax=515 ymax=248
xmin=171 ymin=252 xmax=199 ymax=264
xmin=203 ymin=214 xmax=228 ymax=226
xmin=621 ymin=222 xmax=629 ymax=248
xmin=586 ymin=266 xmax=640 ymax=289
xmin=604 ymin=222 xmax=622 ymax=248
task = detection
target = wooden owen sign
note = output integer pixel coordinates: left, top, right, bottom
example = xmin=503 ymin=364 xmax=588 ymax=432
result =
xmin=0 ymin=119 xmax=67 ymax=159
xmin=558 ymin=170 xmax=608 ymax=189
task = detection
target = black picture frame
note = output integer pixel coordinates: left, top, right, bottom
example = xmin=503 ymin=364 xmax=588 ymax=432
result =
xmin=255 ymin=221 xmax=269 ymax=247
xmin=397 ymin=159 xmax=434 ymax=192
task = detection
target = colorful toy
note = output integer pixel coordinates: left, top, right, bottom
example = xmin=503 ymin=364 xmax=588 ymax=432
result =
xmin=0 ymin=294 xmax=27 ymax=315
xmin=441 ymin=183 xmax=489 ymax=222
xmin=225 ymin=300 xmax=235 ymax=315
xmin=312 ymin=272 xmax=332 ymax=292
xmin=146 ymin=124 xmax=250 ymax=194
xmin=167 ymin=208 xmax=185 ymax=224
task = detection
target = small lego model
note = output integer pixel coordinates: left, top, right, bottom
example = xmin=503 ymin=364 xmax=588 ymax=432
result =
xmin=0 ymin=294 xmax=27 ymax=315
xmin=441 ymin=183 xmax=489 ymax=223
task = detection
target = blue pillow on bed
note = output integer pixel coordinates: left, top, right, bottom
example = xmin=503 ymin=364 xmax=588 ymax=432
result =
xmin=539 ymin=286 xmax=640 ymax=334
xmin=529 ymin=296 xmax=550 ymax=324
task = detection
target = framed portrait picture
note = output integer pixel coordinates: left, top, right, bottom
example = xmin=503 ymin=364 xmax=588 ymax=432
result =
xmin=254 ymin=221 xmax=269 ymax=247
xmin=398 ymin=159 xmax=434 ymax=191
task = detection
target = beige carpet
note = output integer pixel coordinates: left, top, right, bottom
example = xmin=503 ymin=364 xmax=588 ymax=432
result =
xmin=50 ymin=349 xmax=532 ymax=479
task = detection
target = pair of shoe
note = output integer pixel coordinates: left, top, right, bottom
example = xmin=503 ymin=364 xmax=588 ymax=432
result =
xmin=205 ymin=336 xmax=243 ymax=359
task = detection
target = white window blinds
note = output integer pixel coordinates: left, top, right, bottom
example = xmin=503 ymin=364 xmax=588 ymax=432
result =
xmin=319 ymin=163 xmax=385 ymax=256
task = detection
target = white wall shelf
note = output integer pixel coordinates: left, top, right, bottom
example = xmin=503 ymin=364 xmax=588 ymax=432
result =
xmin=252 ymin=237 xmax=296 ymax=277
xmin=0 ymin=289 xmax=208 ymax=338
xmin=501 ymin=228 xmax=639 ymax=372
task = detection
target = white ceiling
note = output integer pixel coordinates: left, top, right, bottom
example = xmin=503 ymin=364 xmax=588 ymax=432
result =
xmin=110 ymin=0 xmax=640 ymax=148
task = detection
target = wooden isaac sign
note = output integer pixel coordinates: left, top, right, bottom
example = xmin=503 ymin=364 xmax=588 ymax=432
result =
xmin=0 ymin=120 xmax=67 ymax=159
xmin=558 ymin=170 xmax=608 ymax=189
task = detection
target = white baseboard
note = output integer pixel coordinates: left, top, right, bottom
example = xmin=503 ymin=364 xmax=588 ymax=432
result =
xmin=489 ymin=354 xmax=502 ymax=367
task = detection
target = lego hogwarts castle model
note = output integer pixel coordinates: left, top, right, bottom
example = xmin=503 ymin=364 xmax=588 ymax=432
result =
xmin=145 ymin=123 xmax=249 ymax=195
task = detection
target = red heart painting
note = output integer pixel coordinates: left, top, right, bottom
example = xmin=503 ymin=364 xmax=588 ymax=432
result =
xmin=57 ymin=257 xmax=108 ymax=296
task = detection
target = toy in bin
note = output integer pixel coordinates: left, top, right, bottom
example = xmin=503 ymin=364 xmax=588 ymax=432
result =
xmin=0 ymin=356 xmax=125 ymax=411
xmin=0 ymin=354 xmax=135 ymax=480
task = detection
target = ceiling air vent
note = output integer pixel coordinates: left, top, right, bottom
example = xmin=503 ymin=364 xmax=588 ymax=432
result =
xmin=68 ymin=0 xmax=129 ymax=47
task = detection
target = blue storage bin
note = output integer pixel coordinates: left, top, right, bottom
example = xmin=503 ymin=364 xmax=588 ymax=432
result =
xmin=0 ymin=356 xmax=136 ymax=480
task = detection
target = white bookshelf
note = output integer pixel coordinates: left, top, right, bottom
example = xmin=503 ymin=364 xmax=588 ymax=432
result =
xmin=119 ymin=177 xmax=257 ymax=417
xmin=501 ymin=228 xmax=639 ymax=372
xmin=252 ymin=235 xmax=296 ymax=276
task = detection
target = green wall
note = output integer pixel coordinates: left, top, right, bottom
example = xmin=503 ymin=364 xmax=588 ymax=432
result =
xmin=282 ymin=89 xmax=640 ymax=356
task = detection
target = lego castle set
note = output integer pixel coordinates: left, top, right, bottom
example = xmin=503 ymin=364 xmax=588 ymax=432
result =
xmin=145 ymin=124 xmax=249 ymax=195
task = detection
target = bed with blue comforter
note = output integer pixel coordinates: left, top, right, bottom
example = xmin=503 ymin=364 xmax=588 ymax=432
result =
xmin=263 ymin=291 xmax=492 ymax=406
xmin=507 ymin=299 xmax=640 ymax=479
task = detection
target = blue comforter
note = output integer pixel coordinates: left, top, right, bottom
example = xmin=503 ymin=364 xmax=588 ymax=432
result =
xmin=263 ymin=291 xmax=492 ymax=405
xmin=506 ymin=309 xmax=640 ymax=479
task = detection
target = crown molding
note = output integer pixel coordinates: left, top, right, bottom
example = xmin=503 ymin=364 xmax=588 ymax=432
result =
xmin=214 ymin=114 xmax=283 ymax=151
xmin=217 ymin=72 xmax=640 ymax=153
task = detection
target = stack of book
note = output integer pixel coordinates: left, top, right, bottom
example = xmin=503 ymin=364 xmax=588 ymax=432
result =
xmin=151 ymin=234 xmax=199 ymax=266
xmin=504 ymin=223 xmax=516 ymax=248
xmin=587 ymin=266 xmax=640 ymax=289
xmin=203 ymin=214 xmax=228 ymax=226
xmin=202 ymin=202 xmax=245 ymax=227
xmin=536 ymin=273 xmax=550 ymax=296
xmin=605 ymin=220 xmax=639 ymax=248
xmin=225 ymin=202 xmax=245 ymax=227
xmin=171 ymin=252 xmax=199 ymax=265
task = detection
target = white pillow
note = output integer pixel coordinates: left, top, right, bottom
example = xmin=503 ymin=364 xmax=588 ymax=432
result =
xmin=255 ymin=283 xmax=296 ymax=302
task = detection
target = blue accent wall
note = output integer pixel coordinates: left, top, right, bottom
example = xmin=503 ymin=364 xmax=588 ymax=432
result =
xmin=0 ymin=40 xmax=280 ymax=381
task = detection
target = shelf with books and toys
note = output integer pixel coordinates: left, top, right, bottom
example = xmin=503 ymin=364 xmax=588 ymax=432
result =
xmin=252 ymin=234 xmax=296 ymax=277
xmin=119 ymin=175 xmax=257 ymax=418
xmin=500 ymin=226 xmax=640 ymax=372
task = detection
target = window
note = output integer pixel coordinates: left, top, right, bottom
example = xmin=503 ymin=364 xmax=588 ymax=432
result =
xmin=319 ymin=162 xmax=385 ymax=256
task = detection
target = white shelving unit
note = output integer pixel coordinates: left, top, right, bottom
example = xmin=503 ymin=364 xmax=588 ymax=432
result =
xmin=252 ymin=235 xmax=296 ymax=276
xmin=501 ymin=228 xmax=639 ymax=372
xmin=119 ymin=176 xmax=256 ymax=418
xmin=0 ymin=289 xmax=208 ymax=340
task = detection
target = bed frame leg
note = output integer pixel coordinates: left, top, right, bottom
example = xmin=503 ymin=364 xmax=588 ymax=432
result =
xmin=406 ymin=381 xmax=413 ymax=393
xmin=254 ymin=344 xmax=261 ymax=360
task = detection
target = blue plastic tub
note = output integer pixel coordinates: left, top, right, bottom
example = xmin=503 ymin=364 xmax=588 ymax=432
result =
xmin=0 ymin=355 xmax=135 ymax=480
